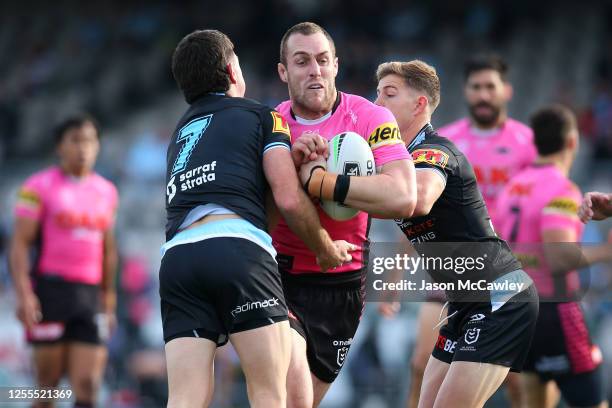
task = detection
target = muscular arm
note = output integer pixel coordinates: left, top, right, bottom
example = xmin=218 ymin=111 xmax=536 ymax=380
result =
xmin=9 ymin=217 xmax=38 ymax=297
xmin=101 ymin=228 xmax=118 ymax=314
xmin=411 ymin=169 xmax=445 ymax=217
xmin=342 ymin=159 xmax=417 ymax=219
xmin=263 ymin=148 xmax=341 ymax=270
xmin=9 ymin=217 xmax=41 ymax=329
xmin=541 ymin=228 xmax=612 ymax=274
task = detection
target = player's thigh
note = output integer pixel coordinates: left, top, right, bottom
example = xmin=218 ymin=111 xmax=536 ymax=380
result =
xmin=417 ymin=355 xmax=450 ymax=408
xmin=434 ymin=361 xmax=509 ymax=408
xmin=522 ymin=372 xmax=558 ymax=408
xmin=32 ymin=343 xmax=67 ymax=386
xmin=413 ymin=301 xmax=446 ymax=369
xmin=66 ymin=342 xmax=107 ymax=398
xmin=165 ymin=337 xmax=217 ymax=407
xmin=230 ymin=321 xmax=291 ymax=392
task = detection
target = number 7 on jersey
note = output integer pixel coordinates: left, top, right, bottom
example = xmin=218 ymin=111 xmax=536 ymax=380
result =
xmin=171 ymin=115 xmax=213 ymax=176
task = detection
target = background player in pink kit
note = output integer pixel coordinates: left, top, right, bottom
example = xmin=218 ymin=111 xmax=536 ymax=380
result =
xmin=438 ymin=54 xmax=537 ymax=230
xmin=496 ymin=105 xmax=612 ymax=408
xmin=9 ymin=115 xmax=118 ymax=408
xmin=273 ymin=22 xmax=417 ymax=407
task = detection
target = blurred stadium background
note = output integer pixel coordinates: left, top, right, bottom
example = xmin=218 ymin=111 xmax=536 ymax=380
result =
xmin=0 ymin=0 xmax=611 ymax=407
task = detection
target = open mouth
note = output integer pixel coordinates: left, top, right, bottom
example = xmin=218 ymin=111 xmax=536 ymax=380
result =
xmin=307 ymin=84 xmax=324 ymax=90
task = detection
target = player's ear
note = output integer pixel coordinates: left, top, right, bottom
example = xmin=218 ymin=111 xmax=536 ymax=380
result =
xmin=504 ymin=82 xmax=513 ymax=101
xmin=277 ymin=62 xmax=288 ymax=83
xmin=416 ymin=95 xmax=428 ymax=115
xmin=566 ymin=128 xmax=579 ymax=150
xmin=227 ymin=63 xmax=237 ymax=85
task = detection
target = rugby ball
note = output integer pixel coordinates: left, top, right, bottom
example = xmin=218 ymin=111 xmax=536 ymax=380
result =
xmin=321 ymin=132 xmax=375 ymax=220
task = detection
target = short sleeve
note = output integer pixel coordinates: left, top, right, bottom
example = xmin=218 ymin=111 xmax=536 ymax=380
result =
xmin=363 ymin=105 xmax=410 ymax=166
xmin=262 ymin=109 xmax=292 ymax=154
xmin=14 ymin=174 xmax=45 ymax=221
xmin=410 ymin=143 xmax=457 ymax=184
xmin=540 ymin=191 xmax=582 ymax=234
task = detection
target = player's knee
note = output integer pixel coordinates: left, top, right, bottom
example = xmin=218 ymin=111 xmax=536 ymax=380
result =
xmin=286 ymin=371 xmax=313 ymax=408
xmin=248 ymin=384 xmax=286 ymax=408
xmin=410 ymin=354 xmax=428 ymax=377
xmin=73 ymin=375 xmax=99 ymax=400
xmin=35 ymin=368 xmax=62 ymax=388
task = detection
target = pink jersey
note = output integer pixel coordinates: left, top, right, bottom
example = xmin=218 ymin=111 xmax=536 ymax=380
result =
xmin=15 ymin=166 xmax=118 ymax=285
xmin=438 ymin=118 xmax=536 ymax=230
xmin=495 ymin=164 xmax=583 ymax=298
xmin=272 ymin=92 xmax=411 ymax=274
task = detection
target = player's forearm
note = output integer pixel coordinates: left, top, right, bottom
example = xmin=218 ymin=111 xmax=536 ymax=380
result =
xmin=545 ymin=243 xmax=612 ymax=275
xmin=101 ymin=232 xmax=118 ymax=305
xmin=277 ymin=190 xmax=335 ymax=255
xmin=343 ymin=173 xmax=416 ymax=218
xmin=8 ymin=240 xmax=34 ymax=298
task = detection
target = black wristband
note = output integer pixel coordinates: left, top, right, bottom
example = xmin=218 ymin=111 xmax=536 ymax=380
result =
xmin=333 ymin=174 xmax=351 ymax=204
xmin=303 ymin=165 xmax=326 ymax=191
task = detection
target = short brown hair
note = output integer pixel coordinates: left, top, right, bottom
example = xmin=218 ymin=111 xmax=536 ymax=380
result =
xmin=279 ymin=22 xmax=336 ymax=65
xmin=376 ymin=60 xmax=441 ymax=111
xmin=172 ymin=29 xmax=235 ymax=104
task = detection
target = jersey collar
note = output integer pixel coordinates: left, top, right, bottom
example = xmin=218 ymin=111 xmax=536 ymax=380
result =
xmin=290 ymin=91 xmax=341 ymax=122
xmin=407 ymin=123 xmax=434 ymax=151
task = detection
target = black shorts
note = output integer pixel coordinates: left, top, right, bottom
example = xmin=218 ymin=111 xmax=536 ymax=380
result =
xmin=523 ymin=302 xmax=605 ymax=406
xmin=160 ymin=237 xmax=288 ymax=346
xmin=28 ymin=276 xmax=104 ymax=345
xmin=432 ymin=283 xmax=538 ymax=372
xmin=282 ymin=270 xmax=365 ymax=383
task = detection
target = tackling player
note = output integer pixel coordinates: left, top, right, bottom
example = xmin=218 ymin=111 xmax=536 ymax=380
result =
xmin=496 ymin=105 xmax=611 ymax=408
xmin=408 ymin=54 xmax=538 ymax=407
xmin=375 ymin=60 xmax=539 ymax=408
xmin=272 ymin=22 xmax=417 ymax=407
xmin=160 ymin=29 xmax=351 ymax=408
xmin=10 ymin=115 xmax=118 ymax=408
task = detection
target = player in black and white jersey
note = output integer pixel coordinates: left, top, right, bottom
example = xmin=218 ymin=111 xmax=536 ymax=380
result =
xmin=375 ymin=60 xmax=538 ymax=408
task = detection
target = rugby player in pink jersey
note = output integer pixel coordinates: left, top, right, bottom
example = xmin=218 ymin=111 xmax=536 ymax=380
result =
xmin=272 ymin=22 xmax=417 ymax=407
xmin=497 ymin=105 xmax=611 ymax=408
xmin=9 ymin=115 xmax=118 ymax=408
xmin=438 ymin=54 xmax=537 ymax=231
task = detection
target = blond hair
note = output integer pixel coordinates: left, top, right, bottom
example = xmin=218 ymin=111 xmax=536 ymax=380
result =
xmin=376 ymin=60 xmax=440 ymax=111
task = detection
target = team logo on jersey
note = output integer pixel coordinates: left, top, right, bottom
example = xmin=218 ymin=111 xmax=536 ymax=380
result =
xmin=508 ymin=182 xmax=533 ymax=196
xmin=368 ymin=122 xmax=402 ymax=149
xmin=271 ymin=111 xmax=291 ymax=137
xmin=464 ymin=328 xmax=480 ymax=345
xmin=411 ymin=148 xmax=449 ymax=169
xmin=337 ymin=346 xmax=349 ymax=367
